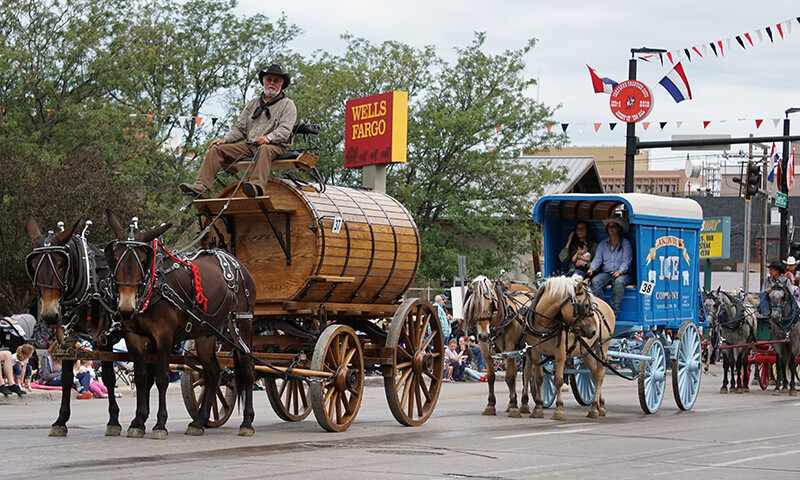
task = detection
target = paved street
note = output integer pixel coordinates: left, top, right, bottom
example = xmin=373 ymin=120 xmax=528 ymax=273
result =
xmin=3 ymin=364 xmax=800 ymax=479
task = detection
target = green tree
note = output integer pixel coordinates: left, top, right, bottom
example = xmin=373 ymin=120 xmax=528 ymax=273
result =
xmin=292 ymin=33 xmax=567 ymax=284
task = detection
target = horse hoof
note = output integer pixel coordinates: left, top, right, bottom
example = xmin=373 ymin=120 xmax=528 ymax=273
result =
xmin=531 ymin=408 xmax=544 ymax=419
xmin=48 ymin=425 xmax=68 ymax=437
xmin=482 ymin=406 xmax=496 ymax=416
xmin=520 ymin=404 xmax=530 ymax=414
xmin=185 ymin=426 xmax=205 ymax=436
xmin=735 ymin=388 xmax=744 ymax=394
xmin=127 ymin=427 xmax=145 ymax=438
xmin=105 ymin=425 xmax=122 ymax=436
xmin=772 ymin=390 xmax=782 ymax=396
xmin=719 ymin=387 xmax=728 ymax=394
xmin=587 ymin=410 xmax=599 ymax=419
xmin=551 ymin=411 xmax=566 ymax=421
xmin=599 ymin=407 xmax=607 ymax=417
xmin=508 ymin=408 xmax=521 ymax=419
xmin=239 ymin=427 xmax=255 ymax=437
xmin=150 ymin=429 xmax=167 ymax=440
xmin=790 ymin=390 xmax=798 ymax=397
xmin=743 ymin=386 xmax=751 ymax=393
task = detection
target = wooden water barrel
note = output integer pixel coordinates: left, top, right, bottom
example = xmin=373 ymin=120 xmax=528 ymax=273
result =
xmin=196 ymin=178 xmax=420 ymax=314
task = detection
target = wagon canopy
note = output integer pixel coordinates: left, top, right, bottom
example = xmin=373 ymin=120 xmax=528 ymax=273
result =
xmin=533 ymin=193 xmax=703 ymax=227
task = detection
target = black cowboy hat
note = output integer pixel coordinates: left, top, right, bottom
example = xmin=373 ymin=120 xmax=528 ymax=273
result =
xmin=768 ymin=259 xmax=786 ymax=273
xmin=258 ymin=64 xmax=290 ymax=89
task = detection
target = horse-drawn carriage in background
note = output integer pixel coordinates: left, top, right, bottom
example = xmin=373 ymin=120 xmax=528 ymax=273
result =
xmin=531 ymin=193 xmax=706 ymax=414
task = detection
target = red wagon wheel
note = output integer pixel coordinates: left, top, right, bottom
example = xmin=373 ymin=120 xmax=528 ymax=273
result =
xmin=383 ymin=298 xmax=444 ymax=426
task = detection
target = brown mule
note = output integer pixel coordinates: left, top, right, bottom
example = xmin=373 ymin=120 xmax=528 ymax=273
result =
xmin=105 ymin=209 xmax=257 ymax=439
xmin=26 ymin=214 xmax=123 ymax=437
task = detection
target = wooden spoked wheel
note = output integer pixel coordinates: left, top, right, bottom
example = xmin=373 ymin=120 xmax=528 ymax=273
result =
xmin=309 ymin=324 xmax=365 ymax=432
xmin=265 ymin=377 xmax=312 ymax=422
xmin=180 ymin=368 xmax=237 ymax=428
xmin=383 ymin=298 xmax=444 ymax=426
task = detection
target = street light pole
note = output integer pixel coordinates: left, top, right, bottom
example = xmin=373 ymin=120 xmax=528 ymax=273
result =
xmin=624 ymin=47 xmax=666 ymax=193
xmin=780 ymin=107 xmax=800 ymax=260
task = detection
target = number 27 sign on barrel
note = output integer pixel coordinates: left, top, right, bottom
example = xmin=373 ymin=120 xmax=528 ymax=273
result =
xmin=609 ymin=80 xmax=653 ymax=123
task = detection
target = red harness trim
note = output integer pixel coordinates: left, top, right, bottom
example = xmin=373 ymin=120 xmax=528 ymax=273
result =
xmin=158 ymin=240 xmax=208 ymax=312
xmin=140 ymin=240 xmax=158 ymax=312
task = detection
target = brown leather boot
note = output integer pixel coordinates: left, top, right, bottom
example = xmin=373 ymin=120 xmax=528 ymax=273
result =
xmin=242 ymin=182 xmax=264 ymax=198
xmin=179 ymin=182 xmax=210 ymax=199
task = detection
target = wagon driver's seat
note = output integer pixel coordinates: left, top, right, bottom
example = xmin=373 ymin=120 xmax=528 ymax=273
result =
xmin=221 ymin=123 xmax=325 ymax=190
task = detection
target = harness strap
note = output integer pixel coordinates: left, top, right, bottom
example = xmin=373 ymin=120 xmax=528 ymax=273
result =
xmin=159 ymin=240 xmax=208 ymax=312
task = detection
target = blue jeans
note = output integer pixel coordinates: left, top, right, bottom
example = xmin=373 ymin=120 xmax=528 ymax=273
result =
xmin=759 ymin=291 xmax=770 ymax=315
xmin=469 ymin=346 xmax=486 ymax=370
xmin=591 ymin=272 xmax=634 ymax=314
xmin=76 ymin=371 xmax=91 ymax=393
xmin=13 ymin=364 xmax=32 ymax=382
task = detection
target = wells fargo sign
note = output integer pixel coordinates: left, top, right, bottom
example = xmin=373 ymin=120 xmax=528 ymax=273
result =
xmin=344 ymin=91 xmax=408 ymax=169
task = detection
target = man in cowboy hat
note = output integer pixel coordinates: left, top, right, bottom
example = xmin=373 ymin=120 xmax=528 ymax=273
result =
xmin=180 ymin=64 xmax=297 ymax=199
xmin=586 ymin=216 xmax=633 ymax=315
xmin=784 ymin=256 xmax=799 ymax=285
xmin=760 ymin=259 xmax=794 ymax=314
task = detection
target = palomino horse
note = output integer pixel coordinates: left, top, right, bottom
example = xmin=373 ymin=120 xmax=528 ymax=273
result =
xmin=26 ymin=214 xmax=123 ymax=437
xmin=526 ymin=276 xmax=615 ymax=420
xmin=767 ymin=286 xmax=800 ymax=395
xmin=703 ymin=288 xmax=756 ymax=394
xmin=462 ymin=275 xmax=535 ymax=417
xmin=105 ymin=209 xmax=257 ymax=438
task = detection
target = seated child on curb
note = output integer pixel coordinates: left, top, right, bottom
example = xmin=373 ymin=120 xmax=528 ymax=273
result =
xmin=12 ymin=344 xmax=34 ymax=391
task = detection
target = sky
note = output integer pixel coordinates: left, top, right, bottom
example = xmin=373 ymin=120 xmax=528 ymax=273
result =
xmin=237 ymin=1 xmax=800 ymax=171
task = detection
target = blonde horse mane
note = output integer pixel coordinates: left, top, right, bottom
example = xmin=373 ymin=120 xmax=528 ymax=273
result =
xmin=464 ymin=275 xmax=494 ymax=325
xmin=542 ymin=276 xmax=577 ymax=301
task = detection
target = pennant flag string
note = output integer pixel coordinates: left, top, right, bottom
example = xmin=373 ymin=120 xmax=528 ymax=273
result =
xmin=636 ymin=16 xmax=795 ymax=66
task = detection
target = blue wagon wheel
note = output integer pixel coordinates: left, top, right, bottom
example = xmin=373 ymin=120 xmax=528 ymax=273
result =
xmin=540 ymin=358 xmax=556 ymax=408
xmin=671 ymin=321 xmax=702 ymax=411
xmin=570 ymin=357 xmax=596 ymax=407
xmin=638 ymin=337 xmax=666 ymax=414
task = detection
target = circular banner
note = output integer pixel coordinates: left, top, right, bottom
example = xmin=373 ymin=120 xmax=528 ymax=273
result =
xmin=609 ymin=80 xmax=653 ymax=123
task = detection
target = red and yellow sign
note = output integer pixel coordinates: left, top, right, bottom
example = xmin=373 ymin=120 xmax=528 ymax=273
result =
xmin=645 ymin=235 xmax=691 ymax=265
xmin=610 ymin=80 xmax=653 ymax=123
xmin=344 ymin=91 xmax=408 ymax=169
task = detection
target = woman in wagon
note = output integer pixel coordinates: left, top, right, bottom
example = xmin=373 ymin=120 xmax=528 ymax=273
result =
xmin=559 ymin=220 xmax=596 ymax=277
xmin=759 ymin=259 xmax=796 ymax=314
xmin=179 ymin=64 xmax=297 ymax=199
xmin=585 ymin=216 xmax=633 ymax=315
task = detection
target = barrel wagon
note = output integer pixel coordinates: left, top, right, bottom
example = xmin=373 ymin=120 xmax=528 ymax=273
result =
xmin=184 ymin=177 xmax=444 ymax=431
xmin=532 ymin=193 xmax=706 ymax=413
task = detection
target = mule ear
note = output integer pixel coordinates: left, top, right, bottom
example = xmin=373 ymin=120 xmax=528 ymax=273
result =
xmin=54 ymin=220 xmax=80 ymax=245
xmin=142 ymin=223 xmax=172 ymax=242
xmin=26 ymin=214 xmax=42 ymax=242
xmin=106 ymin=209 xmax=125 ymax=239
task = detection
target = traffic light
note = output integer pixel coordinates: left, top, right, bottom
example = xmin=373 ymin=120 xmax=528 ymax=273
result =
xmin=745 ymin=161 xmax=761 ymax=201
